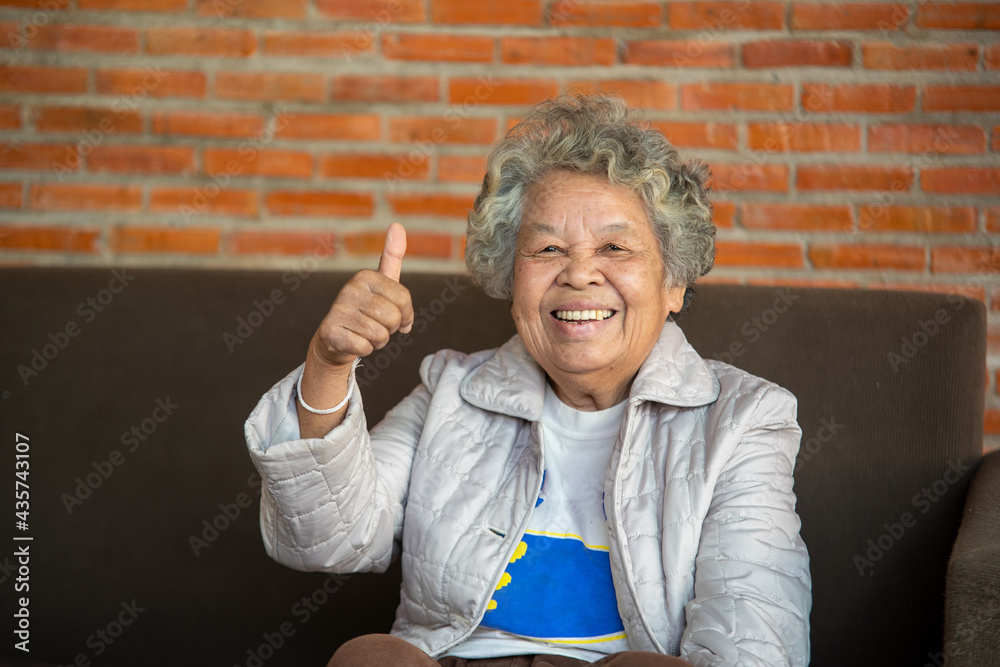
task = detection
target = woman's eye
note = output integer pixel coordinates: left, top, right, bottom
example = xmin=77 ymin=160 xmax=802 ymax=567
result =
xmin=539 ymin=245 xmax=559 ymax=253
xmin=604 ymin=244 xmax=624 ymax=252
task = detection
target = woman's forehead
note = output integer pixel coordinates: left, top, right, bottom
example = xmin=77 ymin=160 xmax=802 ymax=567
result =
xmin=520 ymin=221 xmax=638 ymax=237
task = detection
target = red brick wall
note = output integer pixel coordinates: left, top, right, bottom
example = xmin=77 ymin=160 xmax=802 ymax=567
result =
xmin=0 ymin=0 xmax=997 ymax=447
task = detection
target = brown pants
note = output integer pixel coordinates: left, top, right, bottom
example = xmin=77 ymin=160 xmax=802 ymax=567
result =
xmin=327 ymin=634 xmax=692 ymax=667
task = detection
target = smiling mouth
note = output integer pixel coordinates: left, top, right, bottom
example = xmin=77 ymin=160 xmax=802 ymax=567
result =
xmin=553 ymin=309 xmax=616 ymax=322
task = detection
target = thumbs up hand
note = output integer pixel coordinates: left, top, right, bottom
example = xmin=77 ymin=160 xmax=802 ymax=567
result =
xmin=309 ymin=222 xmax=415 ymax=369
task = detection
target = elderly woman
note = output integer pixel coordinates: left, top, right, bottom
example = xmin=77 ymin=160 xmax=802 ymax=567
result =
xmin=244 ymin=95 xmax=811 ymax=667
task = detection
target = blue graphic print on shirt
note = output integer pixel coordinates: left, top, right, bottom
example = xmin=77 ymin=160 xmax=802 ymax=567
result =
xmin=482 ymin=530 xmax=626 ymax=642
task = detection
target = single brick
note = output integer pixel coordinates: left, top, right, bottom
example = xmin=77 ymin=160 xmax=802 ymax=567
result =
xmin=0 ymin=65 xmax=86 ymax=94
xmin=712 ymin=200 xmax=736 ymax=227
xmin=0 ymin=225 xmax=99 ymax=252
xmin=863 ymin=42 xmax=978 ymax=71
xmin=146 ymin=28 xmax=256 ymax=57
xmin=986 ymin=44 xmax=1000 ymax=69
xmin=317 ymin=0 xmax=425 ymax=22
xmin=798 ymin=165 xmax=914 ymax=191
xmin=215 ymin=72 xmax=325 ymax=103
xmin=931 ymin=246 xmax=1000 ymax=273
xmin=743 ymin=40 xmax=852 ymax=68
xmin=809 ymin=244 xmax=925 ymax=270
xmin=2 ymin=0 xmax=69 ymax=6
xmin=0 ymin=183 xmax=22 ymax=208
xmin=987 ymin=207 xmax=1000 ymax=232
xmin=0 ymin=106 xmax=19 ymax=129
xmin=150 ymin=188 xmax=259 ymax=217
xmin=922 ymin=167 xmax=1000 ymax=194
xmin=502 ymin=37 xmax=616 ymax=66
xmin=682 ymin=83 xmax=794 ymax=111
xmin=34 ymin=106 xmax=142 ymax=134
xmin=229 ymin=230 xmax=337 ymax=256
xmin=196 ymin=0 xmax=306 ymax=18
xmin=110 ymin=226 xmax=220 ymax=254
xmin=747 ymin=123 xmax=861 ymax=152
xmin=549 ymin=1 xmax=662 ymax=27
xmin=986 ymin=408 xmax=1000 ymax=433
xmin=384 ymin=33 xmax=493 ymax=62
xmin=669 ymin=2 xmax=784 ymax=29
xmin=449 ymin=78 xmax=559 ymax=106
xmin=858 ymin=205 xmax=976 ymax=233
xmin=79 ymin=0 xmax=185 ymax=9
xmin=30 ymin=183 xmax=142 ymax=211
xmin=263 ymin=31 xmax=371 ymax=57
xmin=433 ymin=0 xmax=542 ymax=25
xmin=203 ymin=149 xmax=313 ymax=179
xmin=623 ymin=40 xmax=734 ymax=67
xmin=88 ymin=146 xmax=195 ymax=174
xmin=802 ymin=83 xmax=915 ymax=113
xmin=27 ymin=24 xmax=138 ymax=54
xmin=389 ymin=117 xmax=497 ymax=145
xmin=320 ymin=153 xmax=430 ymax=180
xmin=0 ymin=143 xmax=75 ymax=171
xmin=923 ymin=86 xmax=1000 ymax=111
xmin=96 ymin=69 xmax=205 ymax=99
xmin=868 ymin=124 xmax=986 ymax=154
xmin=332 ymin=75 xmax=439 ymax=103
xmin=916 ymin=2 xmax=1000 ymax=29
xmin=152 ymin=111 xmax=264 ymax=138
xmin=275 ymin=113 xmax=380 ymax=140
xmin=791 ymin=3 xmax=909 ymax=30
xmin=387 ymin=193 xmax=476 ymax=217
xmin=741 ymin=203 xmax=853 ymax=231
xmin=715 ymin=241 xmax=804 ymax=268
xmin=1 ymin=21 xmax=23 ymax=48
xmin=266 ymin=191 xmax=374 ymax=217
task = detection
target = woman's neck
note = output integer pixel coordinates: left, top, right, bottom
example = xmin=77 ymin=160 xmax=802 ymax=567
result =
xmin=547 ymin=374 xmax=631 ymax=411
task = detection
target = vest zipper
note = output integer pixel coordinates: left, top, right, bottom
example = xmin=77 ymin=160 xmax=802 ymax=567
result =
xmin=609 ymin=399 xmax=664 ymax=653
xmin=432 ymin=422 xmax=546 ymax=656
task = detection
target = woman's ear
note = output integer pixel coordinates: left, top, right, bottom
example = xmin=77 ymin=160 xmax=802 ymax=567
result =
xmin=665 ymin=285 xmax=686 ymax=315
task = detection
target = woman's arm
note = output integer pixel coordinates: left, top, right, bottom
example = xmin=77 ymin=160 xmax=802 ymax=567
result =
xmin=246 ymin=368 xmax=431 ymax=574
xmin=680 ymin=385 xmax=812 ymax=667
xmin=243 ymin=222 xmax=422 ymax=573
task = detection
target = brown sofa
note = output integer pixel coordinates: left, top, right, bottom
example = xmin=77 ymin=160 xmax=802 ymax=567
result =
xmin=0 ymin=267 xmax=995 ymax=667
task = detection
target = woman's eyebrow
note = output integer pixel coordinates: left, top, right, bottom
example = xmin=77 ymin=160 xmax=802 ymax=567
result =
xmin=522 ymin=222 xmax=556 ymax=235
xmin=600 ymin=223 xmax=632 ymax=233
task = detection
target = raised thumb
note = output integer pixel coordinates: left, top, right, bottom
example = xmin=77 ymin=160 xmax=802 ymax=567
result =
xmin=377 ymin=222 xmax=406 ymax=282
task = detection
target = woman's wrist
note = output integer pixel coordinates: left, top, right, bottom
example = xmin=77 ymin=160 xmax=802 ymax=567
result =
xmin=298 ymin=358 xmax=360 ymax=414
xmin=296 ymin=338 xmax=359 ymax=429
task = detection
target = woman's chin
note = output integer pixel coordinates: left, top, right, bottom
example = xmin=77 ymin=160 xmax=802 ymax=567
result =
xmin=544 ymin=351 xmax=620 ymax=380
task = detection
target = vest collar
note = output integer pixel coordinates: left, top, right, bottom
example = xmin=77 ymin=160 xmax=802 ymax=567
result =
xmin=459 ymin=321 xmax=721 ymax=421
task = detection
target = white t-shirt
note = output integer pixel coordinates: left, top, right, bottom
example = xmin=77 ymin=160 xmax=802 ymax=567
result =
xmin=447 ymin=383 xmax=630 ymax=662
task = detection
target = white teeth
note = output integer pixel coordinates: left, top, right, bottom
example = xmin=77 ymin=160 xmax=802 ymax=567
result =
xmin=554 ymin=309 xmax=613 ymax=322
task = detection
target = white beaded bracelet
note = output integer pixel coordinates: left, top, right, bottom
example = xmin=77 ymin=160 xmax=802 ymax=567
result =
xmin=296 ymin=358 xmax=361 ymax=415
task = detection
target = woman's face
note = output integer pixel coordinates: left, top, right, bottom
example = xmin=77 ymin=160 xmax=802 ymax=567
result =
xmin=511 ymin=170 xmax=685 ymax=407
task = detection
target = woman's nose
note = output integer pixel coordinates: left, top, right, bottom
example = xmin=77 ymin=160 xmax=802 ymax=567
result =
xmin=557 ymin=253 xmax=605 ymax=289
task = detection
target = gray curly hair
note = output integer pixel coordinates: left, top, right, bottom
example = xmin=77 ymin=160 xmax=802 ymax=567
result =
xmin=465 ymin=94 xmax=716 ymax=315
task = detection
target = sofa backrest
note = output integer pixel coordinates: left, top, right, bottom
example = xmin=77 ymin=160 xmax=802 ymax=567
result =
xmin=0 ymin=268 xmax=984 ymax=667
